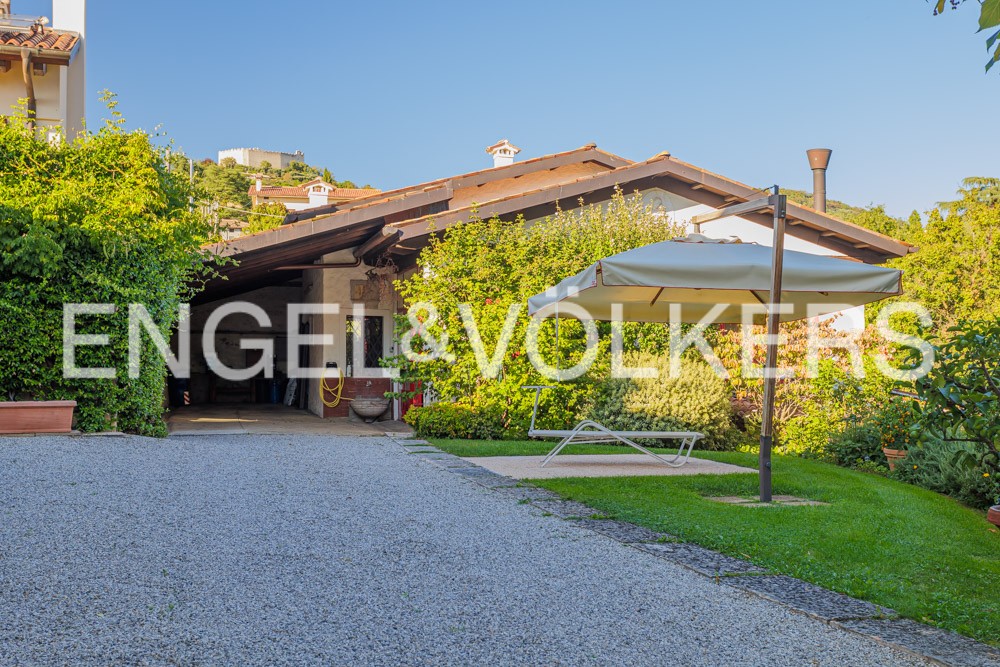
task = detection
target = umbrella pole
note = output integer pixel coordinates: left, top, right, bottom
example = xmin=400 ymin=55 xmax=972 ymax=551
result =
xmin=759 ymin=187 xmax=787 ymax=503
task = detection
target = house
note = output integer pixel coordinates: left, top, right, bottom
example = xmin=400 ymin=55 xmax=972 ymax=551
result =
xmin=189 ymin=140 xmax=914 ymax=421
xmin=218 ymin=147 xmax=305 ymax=169
xmin=0 ymin=0 xmax=85 ymax=138
xmin=249 ymin=177 xmax=382 ymax=212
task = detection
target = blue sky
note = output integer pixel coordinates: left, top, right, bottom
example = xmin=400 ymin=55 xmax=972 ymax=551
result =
xmin=19 ymin=0 xmax=1000 ymax=217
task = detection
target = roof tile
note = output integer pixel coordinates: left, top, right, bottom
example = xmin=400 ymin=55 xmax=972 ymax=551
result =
xmin=0 ymin=25 xmax=79 ymax=53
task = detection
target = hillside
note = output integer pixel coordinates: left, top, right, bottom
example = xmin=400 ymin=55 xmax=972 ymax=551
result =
xmin=782 ymin=189 xmax=918 ymax=242
xmin=782 ymin=189 xmax=866 ymax=221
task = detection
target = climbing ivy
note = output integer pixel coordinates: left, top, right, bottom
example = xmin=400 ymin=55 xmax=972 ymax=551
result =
xmin=0 ymin=94 xmax=213 ymax=434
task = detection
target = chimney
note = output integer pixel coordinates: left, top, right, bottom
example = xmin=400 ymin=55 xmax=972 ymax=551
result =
xmin=486 ymin=139 xmax=521 ymax=168
xmin=0 ymin=1 xmax=11 ymax=17
xmin=806 ymin=148 xmax=832 ymax=213
xmin=255 ymin=176 xmax=262 ymax=192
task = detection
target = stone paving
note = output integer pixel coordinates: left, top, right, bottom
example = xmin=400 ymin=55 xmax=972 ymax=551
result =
xmin=399 ymin=438 xmax=1000 ymax=667
xmin=469 ymin=452 xmax=755 ymax=479
xmin=165 ymin=404 xmax=410 ymax=437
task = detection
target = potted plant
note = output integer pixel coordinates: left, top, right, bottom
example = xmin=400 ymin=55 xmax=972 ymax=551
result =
xmin=876 ymin=398 xmax=914 ymax=472
xmin=988 ymin=505 xmax=1000 ymax=528
xmin=882 ymin=446 xmax=907 ymax=472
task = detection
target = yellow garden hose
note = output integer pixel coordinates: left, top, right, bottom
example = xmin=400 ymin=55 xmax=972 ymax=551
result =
xmin=320 ymin=366 xmax=352 ymax=408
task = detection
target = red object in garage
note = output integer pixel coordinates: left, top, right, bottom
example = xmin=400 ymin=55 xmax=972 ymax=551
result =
xmin=400 ymin=382 xmax=423 ymax=418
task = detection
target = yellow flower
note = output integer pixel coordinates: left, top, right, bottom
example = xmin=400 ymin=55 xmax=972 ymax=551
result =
xmin=985 ymin=473 xmax=991 ymax=478
xmin=913 ymin=465 xmax=918 ymax=470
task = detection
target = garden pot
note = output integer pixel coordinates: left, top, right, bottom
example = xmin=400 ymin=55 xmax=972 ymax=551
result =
xmin=350 ymin=396 xmax=390 ymax=423
xmin=0 ymin=401 xmax=77 ymax=434
xmin=988 ymin=505 xmax=1000 ymax=528
xmin=882 ymin=447 xmax=907 ymax=472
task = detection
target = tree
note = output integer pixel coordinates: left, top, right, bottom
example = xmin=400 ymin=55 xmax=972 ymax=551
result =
xmin=940 ymin=177 xmax=1000 ymax=211
xmin=259 ymin=160 xmax=272 ymax=174
xmin=198 ymin=162 xmax=252 ymax=213
xmin=932 ymin=0 xmax=1000 ymax=72
xmin=387 ymin=190 xmax=685 ymax=433
xmin=844 ymin=204 xmax=920 ymax=242
xmin=874 ymin=184 xmax=1000 ymax=333
xmin=322 ymin=168 xmax=334 ymax=183
xmin=245 ymin=202 xmax=287 ymax=234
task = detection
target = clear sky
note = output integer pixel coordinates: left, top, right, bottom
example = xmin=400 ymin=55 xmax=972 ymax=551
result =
xmin=17 ymin=0 xmax=1000 ymax=217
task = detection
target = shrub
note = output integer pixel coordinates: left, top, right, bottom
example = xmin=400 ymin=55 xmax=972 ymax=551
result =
xmin=586 ymin=355 xmax=737 ymax=450
xmin=914 ymin=320 xmax=1000 ymax=482
xmin=403 ymin=402 xmax=506 ymax=440
xmin=827 ymin=422 xmax=887 ymax=469
xmin=894 ymin=436 xmax=1000 ymax=509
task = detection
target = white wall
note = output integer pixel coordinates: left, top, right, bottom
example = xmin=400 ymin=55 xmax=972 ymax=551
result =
xmin=0 ymin=2 xmax=85 ymax=137
xmin=53 ymin=0 xmax=85 ymax=137
xmin=304 ymin=251 xmax=400 ymax=416
xmin=217 ymin=147 xmax=305 ymax=168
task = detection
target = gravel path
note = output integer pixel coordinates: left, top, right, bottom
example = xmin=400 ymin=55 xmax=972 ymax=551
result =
xmin=0 ymin=435 xmax=929 ymax=666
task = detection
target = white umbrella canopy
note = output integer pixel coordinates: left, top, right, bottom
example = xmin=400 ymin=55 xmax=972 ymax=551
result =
xmin=527 ymin=235 xmax=902 ymax=323
xmin=526 ymin=232 xmax=905 ymax=504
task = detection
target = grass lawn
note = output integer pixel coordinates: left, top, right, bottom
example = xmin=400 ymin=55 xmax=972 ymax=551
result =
xmin=430 ymin=439 xmax=1000 ymax=646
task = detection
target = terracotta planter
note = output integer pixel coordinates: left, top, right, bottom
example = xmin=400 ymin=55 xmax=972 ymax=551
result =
xmin=350 ymin=396 xmax=390 ymax=423
xmin=0 ymin=401 xmax=77 ymax=434
xmin=882 ymin=447 xmax=907 ymax=472
xmin=988 ymin=506 xmax=1000 ymax=528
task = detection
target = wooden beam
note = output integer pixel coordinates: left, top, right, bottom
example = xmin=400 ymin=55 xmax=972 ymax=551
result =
xmin=354 ymin=227 xmax=403 ymax=259
xmin=272 ymin=262 xmax=360 ymax=271
xmin=689 ymin=197 xmax=773 ymax=225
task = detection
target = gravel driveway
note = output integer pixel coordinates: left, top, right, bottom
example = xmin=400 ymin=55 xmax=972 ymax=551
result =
xmin=0 ymin=434 xmax=929 ymax=666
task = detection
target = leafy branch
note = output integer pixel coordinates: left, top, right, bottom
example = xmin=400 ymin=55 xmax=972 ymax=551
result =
xmin=933 ymin=0 xmax=1000 ymax=72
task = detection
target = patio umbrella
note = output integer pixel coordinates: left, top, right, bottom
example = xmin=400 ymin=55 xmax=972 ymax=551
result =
xmin=527 ymin=213 xmax=903 ymax=501
xmin=527 ymin=235 xmax=902 ymax=323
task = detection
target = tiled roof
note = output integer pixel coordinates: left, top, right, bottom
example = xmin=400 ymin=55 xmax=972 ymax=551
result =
xmin=252 ymin=186 xmax=306 ymax=198
xmin=328 ymin=187 xmax=381 ymax=199
xmin=249 ymin=183 xmax=381 ymax=200
xmin=0 ymin=25 xmax=79 ymax=53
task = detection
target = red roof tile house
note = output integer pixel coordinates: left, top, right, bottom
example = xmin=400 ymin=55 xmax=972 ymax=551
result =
xmin=249 ymin=177 xmax=381 ymax=212
xmin=189 ymin=141 xmax=914 ymax=421
xmin=0 ymin=0 xmax=85 ymax=137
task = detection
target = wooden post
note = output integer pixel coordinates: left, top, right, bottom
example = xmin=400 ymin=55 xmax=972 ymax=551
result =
xmin=759 ymin=186 xmax=787 ymax=503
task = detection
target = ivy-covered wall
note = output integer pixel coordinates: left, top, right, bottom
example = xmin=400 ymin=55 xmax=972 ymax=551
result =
xmin=0 ymin=97 xmax=211 ymax=435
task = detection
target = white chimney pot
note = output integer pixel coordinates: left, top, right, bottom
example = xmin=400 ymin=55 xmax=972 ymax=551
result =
xmin=486 ymin=139 xmax=521 ymax=168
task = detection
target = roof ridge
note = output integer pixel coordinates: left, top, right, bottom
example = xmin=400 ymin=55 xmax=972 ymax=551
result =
xmin=285 ymin=144 xmax=631 ymax=224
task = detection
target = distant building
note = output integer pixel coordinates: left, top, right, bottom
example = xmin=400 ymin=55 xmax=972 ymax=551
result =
xmin=0 ymin=0 xmax=86 ymax=138
xmin=249 ymin=177 xmax=380 ymax=212
xmin=218 ymin=147 xmax=305 ymax=169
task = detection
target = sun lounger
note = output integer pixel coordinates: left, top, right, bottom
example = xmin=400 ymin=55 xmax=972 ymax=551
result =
xmin=524 ymin=386 xmax=704 ymax=468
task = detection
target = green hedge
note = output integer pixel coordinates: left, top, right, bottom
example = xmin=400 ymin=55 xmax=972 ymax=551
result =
xmin=0 ymin=97 xmax=209 ymax=434
xmin=404 ymin=402 xmax=508 ymax=440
